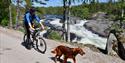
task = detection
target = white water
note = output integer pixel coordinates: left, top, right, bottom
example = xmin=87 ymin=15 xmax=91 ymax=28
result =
xmin=70 ymin=20 xmax=107 ymax=49
xmin=47 ymin=19 xmax=107 ymax=50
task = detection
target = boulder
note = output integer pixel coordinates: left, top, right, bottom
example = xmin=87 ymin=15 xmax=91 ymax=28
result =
xmin=84 ymin=12 xmax=114 ymax=37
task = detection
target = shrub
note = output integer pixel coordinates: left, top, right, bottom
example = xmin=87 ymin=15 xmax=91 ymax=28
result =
xmin=0 ymin=19 xmax=8 ymax=27
xmin=48 ymin=31 xmax=61 ymax=40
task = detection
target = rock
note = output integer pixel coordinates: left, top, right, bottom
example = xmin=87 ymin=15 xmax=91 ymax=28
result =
xmin=70 ymin=16 xmax=81 ymax=24
xmin=84 ymin=12 xmax=114 ymax=37
xmin=84 ymin=20 xmax=113 ymax=37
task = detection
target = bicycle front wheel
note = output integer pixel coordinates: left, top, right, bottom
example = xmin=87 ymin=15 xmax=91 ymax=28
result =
xmin=35 ymin=37 xmax=47 ymax=53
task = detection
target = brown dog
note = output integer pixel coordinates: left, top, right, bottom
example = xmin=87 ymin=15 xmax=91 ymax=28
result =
xmin=51 ymin=45 xmax=85 ymax=63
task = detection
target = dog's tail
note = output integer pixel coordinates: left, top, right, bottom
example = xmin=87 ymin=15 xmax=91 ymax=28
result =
xmin=51 ymin=50 xmax=56 ymax=54
xmin=51 ymin=48 xmax=57 ymax=54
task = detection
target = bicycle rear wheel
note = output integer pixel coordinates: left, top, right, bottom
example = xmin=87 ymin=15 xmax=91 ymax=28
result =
xmin=23 ymin=34 xmax=27 ymax=42
xmin=35 ymin=37 xmax=47 ymax=53
xmin=23 ymin=34 xmax=33 ymax=49
xmin=23 ymin=34 xmax=33 ymax=43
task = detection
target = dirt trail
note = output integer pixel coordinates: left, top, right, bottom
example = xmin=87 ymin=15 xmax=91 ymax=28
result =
xmin=0 ymin=27 xmax=125 ymax=63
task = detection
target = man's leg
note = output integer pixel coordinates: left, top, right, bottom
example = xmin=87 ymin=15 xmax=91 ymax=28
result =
xmin=24 ymin=24 xmax=32 ymax=49
xmin=24 ymin=24 xmax=30 ymax=42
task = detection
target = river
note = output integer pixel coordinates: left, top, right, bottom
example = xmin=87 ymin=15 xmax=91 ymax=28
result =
xmin=44 ymin=15 xmax=107 ymax=50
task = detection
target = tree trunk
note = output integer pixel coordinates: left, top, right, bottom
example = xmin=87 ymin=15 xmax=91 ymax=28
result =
xmin=121 ymin=9 xmax=124 ymax=18
xmin=62 ymin=0 xmax=67 ymax=41
xmin=110 ymin=30 xmax=125 ymax=60
xmin=62 ymin=0 xmax=71 ymax=42
xmin=9 ymin=4 xmax=12 ymax=29
xmin=120 ymin=0 xmax=124 ymax=29
xmin=67 ymin=0 xmax=71 ymax=42
xmin=120 ymin=9 xmax=124 ymax=29
xmin=15 ymin=0 xmax=20 ymax=29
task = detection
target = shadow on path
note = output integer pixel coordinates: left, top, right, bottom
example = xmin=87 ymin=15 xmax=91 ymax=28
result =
xmin=49 ymin=57 xmax=71 ymax=63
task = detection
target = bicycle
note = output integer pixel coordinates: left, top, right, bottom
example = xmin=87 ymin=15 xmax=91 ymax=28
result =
xmin=23 ymin=28 xmax=47 ymax=54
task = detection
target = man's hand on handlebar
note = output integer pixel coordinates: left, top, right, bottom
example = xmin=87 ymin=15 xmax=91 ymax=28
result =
xmin=30 ymin=27 xmax=35 ymax=33
xmin=40 ymin=20 xmax=45 ymax=30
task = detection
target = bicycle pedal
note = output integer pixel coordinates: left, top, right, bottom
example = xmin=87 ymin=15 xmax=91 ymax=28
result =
xmin=32 ymin=45 xmax=35 ymax=47
xmin=39 ymin=37 xmax=42 ymax=39
xmin=21 ymin=42 xmax=27 ymax=46
xmin=25 ymin=45 xmax=32 ymax=50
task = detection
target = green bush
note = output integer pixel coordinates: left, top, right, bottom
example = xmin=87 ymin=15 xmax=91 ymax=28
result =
xmin=0 ymin=19 xmax=8 ymax=26
xmin=48 ymin=31 xmax=61 ymax=40
xmin=18 ymin=28 xmax=25 ymax=33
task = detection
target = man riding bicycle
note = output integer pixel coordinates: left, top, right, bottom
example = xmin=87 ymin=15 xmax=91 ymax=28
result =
xmin=23 ymin=7 xmax=45 ymax=50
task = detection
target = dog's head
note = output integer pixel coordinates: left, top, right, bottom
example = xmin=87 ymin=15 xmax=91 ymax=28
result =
xmin=77 ymin=47 xmax=85 ymax=56
xmin=73 ymin=47 xmax=85 ymax=56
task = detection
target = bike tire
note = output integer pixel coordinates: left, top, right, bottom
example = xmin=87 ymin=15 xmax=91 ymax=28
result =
xmin=23 ymin=34 xmax=27 ymax=42
xmin=23 ymin=34 xmax=33 ymax=49
xmin=35 ymin=37 xmax=47 ymax=54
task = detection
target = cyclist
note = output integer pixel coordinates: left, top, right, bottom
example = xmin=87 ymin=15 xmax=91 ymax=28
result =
xmin=23 ymin=7 xmax=45 ymax=50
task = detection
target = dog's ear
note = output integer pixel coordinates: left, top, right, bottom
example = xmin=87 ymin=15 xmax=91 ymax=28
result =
xmin=76 ymin=46 xmax=82 ymax=50
xmin=72 ymin=48 xmax=76 ymax=52
xmin=78 ymin=46 xmax=80 ymax=48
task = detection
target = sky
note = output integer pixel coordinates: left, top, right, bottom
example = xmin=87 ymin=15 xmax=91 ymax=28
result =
xmin=41 ymin=0 xmax=111 ymax=7
xmin=36 ymin=0 xmax=83 ymax=7
xmin=11 ymin=0 xmax=118 ymax=7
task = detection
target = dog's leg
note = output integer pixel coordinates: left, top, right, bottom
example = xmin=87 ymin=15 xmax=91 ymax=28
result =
xmin=58 ymin=54 xmax=62 ymax=60
xmin=73 ymin=57 xmax=76 ymax=63
xmin=54 ymin=55 xmax=58 ymax=63
xmin=63 ymin=57 xmax=67 ymax=63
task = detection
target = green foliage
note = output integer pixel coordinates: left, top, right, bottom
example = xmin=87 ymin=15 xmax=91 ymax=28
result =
xmin=110 ymin=15 xmax=125 ymax=32
xmin=34 ymin=1 xmax=124 ymax=20
xmin=0 ymin=0 xmax=10 ymax=24
xmin=80 ymin=7 xmax=90 ymax=19
xmin=11 ymin=4 xmax=17 ymax=25
xmin=9 ymin=0 xmax=125 ymax=21
xmin=71 ymin=6 xmax=90 ymax=19
xmin=48 ymin=31 xmax=61 ymax=40
xmin=1 ymin=18 xmax=9 ymax=26
xmin=110 ymin=24 xmax=124 ymax=32
xmin=18 ymin=28 xmax=25 ymax=33
xmin=1 ymin=0 xmax=124 ymax=27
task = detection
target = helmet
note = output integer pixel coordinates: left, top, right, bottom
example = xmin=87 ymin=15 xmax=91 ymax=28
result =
xmin=29 ymin=7 xmax=36 ymax=13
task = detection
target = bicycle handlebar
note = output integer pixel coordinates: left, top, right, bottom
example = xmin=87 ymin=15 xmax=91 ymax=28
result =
xmin=34 ymin=27 xmax=43 ymax=31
